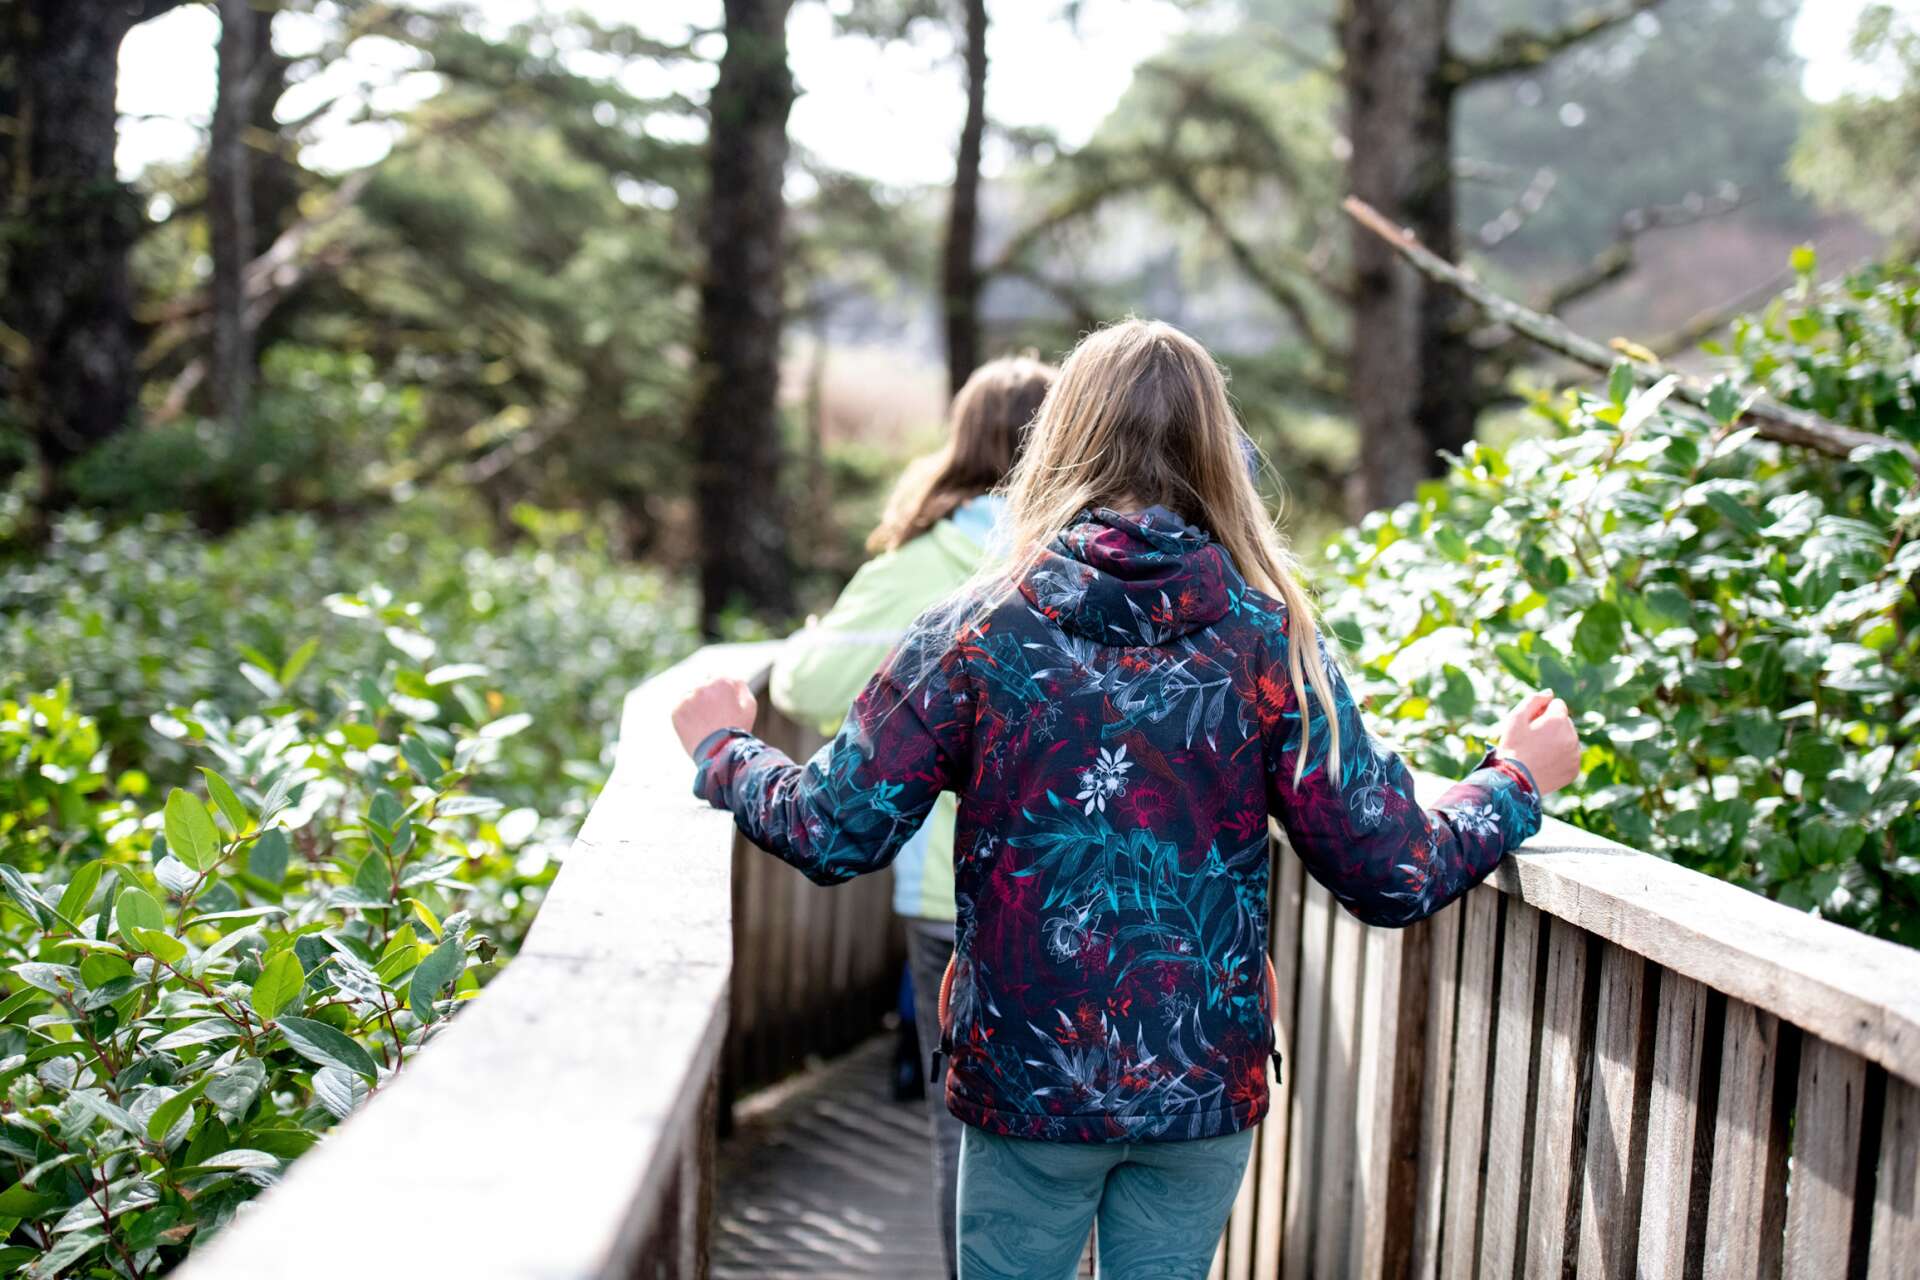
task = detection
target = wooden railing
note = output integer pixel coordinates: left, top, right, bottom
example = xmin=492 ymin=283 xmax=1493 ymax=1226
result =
xmin=175 ymin=644 xmax=1920 ymax=1279
xmin=177 ymin=643 xmax=903 ymax=1279
xmin=1210 ymin=775 xmax=1920 ymax=1280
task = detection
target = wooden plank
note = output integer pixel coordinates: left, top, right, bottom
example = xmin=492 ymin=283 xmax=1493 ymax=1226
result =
xmin=1408 ymin=899 xmax=1466 ymax=1280
xmin=1867 ymin=1076 xmax=1920 ymax=1280
xmin=1703 ymin=1000 xmax=1793 ymax=1280
xmin=1282 ymin=876 xmax=1336 ymax=1280
xmin=1479 ymin=898 xmax=1544 ymax=1280
xmin=1409 ymin=773 xmax=1920 ymax=1090
xmin=1439 ymin=886 xmax=1503 ymax=1280
xmin=1783 ymin=1037 xmax=1868 ymax=1278
xmin=1313 ymin=913 xmax=1367 ymax=1279
xmin=1576 ymin=944 xmax=1656 ymax=1278
xmin=1252 ymin=847 xmax=1305 ymax=1280
xmin=1348 ymin=922 xmax=1419 ymax=1280
xmin=1523 ymin=919 xmax=1593 ymax=1279
xmin=1636 ymin=972 xmax=1712 ymax=1280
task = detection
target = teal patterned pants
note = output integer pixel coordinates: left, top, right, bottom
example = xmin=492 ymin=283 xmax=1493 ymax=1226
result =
xmin=955 ymin=1123 xmax=1256 ymax=1279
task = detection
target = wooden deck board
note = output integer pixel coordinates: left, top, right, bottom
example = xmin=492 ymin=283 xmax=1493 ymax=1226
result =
xmin=714 ymin=1035 xmax=947 ymax=1280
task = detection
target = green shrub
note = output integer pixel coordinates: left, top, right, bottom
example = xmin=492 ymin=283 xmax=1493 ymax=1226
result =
xmin=63 ymin=349 xmax=429 ymax=527
xmin=1320 ymin=257 xmax=1920 ymax=944
xmin=0 ymin=633 xmax=539 ymax=1275
xmin=0 ymin=494 xmax=733 ymax=1274
xmin=0 ymin=498 xmax=710 ymax=831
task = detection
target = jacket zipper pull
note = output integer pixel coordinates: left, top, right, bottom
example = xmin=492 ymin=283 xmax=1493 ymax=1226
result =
xmin=929 ymin=1048 xmax=945 ymax=1084
xmin=1270 ymin=1050 xmax=1284 ymax=1087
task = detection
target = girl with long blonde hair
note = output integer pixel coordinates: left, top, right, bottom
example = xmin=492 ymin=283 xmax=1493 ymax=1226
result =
xmin=675 ymin=319 xmax=1578 ymax=1278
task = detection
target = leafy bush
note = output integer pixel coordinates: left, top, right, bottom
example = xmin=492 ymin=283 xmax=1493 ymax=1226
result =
xmin=0 ymin=630 xmax=541 ymax=1276
xmin=1320 ymin=257 xmax=1920 ymax=944
xmin=62 ymin=349 xmax=429 ymax=529
xmin=0 ymin=498 xmax=713 ymax=834
xmin=0 ymin=498 xmax=739 ymax=1273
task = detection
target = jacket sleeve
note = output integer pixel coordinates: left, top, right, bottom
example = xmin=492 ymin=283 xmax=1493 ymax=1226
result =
xmin=768 ymin=552 xmax=913 ymax=736
xmin=694 ymin=621 xmax=971 ymax=887
xmin=1263 ymin=629 xmax=1542 ymax=928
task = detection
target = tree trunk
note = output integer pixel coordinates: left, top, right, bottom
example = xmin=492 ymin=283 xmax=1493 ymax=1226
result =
xmin=211 ymin=0 xmax=263 ymax=431
xmin=248 ymin=8 xmax=296 ymax=241
xmin=1341 ymin=0 xmax=1476 ymax=514
xmin=689 ymin=0 xmax=797 ymax=634
xmin=5 ymin=0 xmax=176 ymax=505
xmin=942 ymin=0 xmax=988 ymax=396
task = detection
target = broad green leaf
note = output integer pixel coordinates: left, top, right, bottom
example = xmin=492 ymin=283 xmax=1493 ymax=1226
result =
xmin=404 ymin=897 xmax=443 ymax=938
xmin=163 ymin=788 xmax=222 ymax=872
xmin=1573 ymin=602 xmax=1626 ymax=665
xmin=401 ymin=735 xmax=446 ymax=783
xmin=78 ymin=953 xmax=133 ymax=989
xmin=153 ymin=855 xmax=197 ymax=895
xmin=11 ymin=963 xmax=78 ymax=996
xmin=1618 ymin=374 xmax=1681 ymax=436
xmin=170 ymin=1149 xmax=282 ymax=1180
xmin=479 ymin=712 xmax=532 ymax=740
xmin=199 ymin=767 xmax=251 ymax=833
xmin=384 ymin=626 xmax=437 ymax=664
xmin=0 ymin=866 xmax=56 ymax=930
xmin=204 ymin=1058 xmax=266 ymax=1122
xmin=408 ymin=937 xmax=466 ymax=1023
xmin=25 ymin=1228 xmax=103 ymax=1276
xmin=251 ymin=949 xmax=305 ymax=1022
xmin=192 ymin=923 xmax=264 ymax=978
xmin=311 ymin=1066 xmax=368 ymax=1120
xmin=352 ymin=851 xmax=393 ymax=904
xmin=1606 ymin=359 xmax=1634 ymax=407
xmin=276 ymin=1015 xmax=381 ymax=1082
xmin=54 ymin=861 xmax=104 ymax=926
xmin=279 ymin=638 xmax=320 ymax=687
xmin=67 ymin=1090 xmax=144 ymax=1140
xmin=238 ymin=662 xmax=283 ymax=699
xmin=145 ymin=1078 xmax=208 ymax=1144
xmin=131 ymin=929 xmax=186 ymax=966
xmin=437 ymin=795 xmax=503 ymax=818
xmin=0 ymin=1183 xmax=58 ymax=1219
xmin=115 ymin=886 xmax=164 ymax=936
xmin=248 ymin=828 xmax=291 ymax=884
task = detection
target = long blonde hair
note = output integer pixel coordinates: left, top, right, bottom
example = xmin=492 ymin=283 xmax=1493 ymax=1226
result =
xmin=867 ymin=356 xmax=1057 ymax=553
xmin=967 ymin=318 xmax=1341 ymax=777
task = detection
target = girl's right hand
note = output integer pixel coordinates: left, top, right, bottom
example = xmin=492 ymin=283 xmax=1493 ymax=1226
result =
xmin=1496 ymin=691 xmax=1581 ymax=795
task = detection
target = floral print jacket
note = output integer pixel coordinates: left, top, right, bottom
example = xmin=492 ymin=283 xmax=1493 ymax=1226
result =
xmin=693 ymin=505 xmax=1542 ymax=1143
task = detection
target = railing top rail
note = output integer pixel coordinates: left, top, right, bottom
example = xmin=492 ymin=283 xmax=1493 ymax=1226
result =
xmin=1411 ymin=772 xmax=1920 ymax=1086
xmin=179 ymin=641 xmax=781 ymax=1279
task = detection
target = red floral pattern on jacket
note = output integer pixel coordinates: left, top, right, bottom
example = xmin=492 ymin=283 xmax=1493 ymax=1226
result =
xmin=694 ymin=506 xmax=1541 ymax=1142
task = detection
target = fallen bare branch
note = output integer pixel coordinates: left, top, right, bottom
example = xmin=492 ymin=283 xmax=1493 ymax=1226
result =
xmin=1341 ymin=195 xmax=1917 ymax=465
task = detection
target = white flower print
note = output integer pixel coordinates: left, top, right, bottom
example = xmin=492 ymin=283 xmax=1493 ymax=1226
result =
xmin=1042 ymin=898 xmax=1105 ymax=963
xmin=1076 ymin=744 xmax=1133 ymax=814
xmin=1448 ymin=802 xmax=1500 ymax=839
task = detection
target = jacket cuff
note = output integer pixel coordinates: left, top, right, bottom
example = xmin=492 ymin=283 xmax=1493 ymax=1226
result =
xmin=1471 ymin=747 xmax=1545 ymax=847
xmin=1478 ymin=748 xmax=1539 ymax=799
xmin=690 ymin=726 xmax=752 ymax=806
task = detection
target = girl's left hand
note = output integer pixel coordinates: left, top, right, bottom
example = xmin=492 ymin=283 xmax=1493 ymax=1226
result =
xmin=672 ymin=678 xmax=758 ymax=758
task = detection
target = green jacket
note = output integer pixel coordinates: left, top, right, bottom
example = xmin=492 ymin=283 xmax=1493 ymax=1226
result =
xmin=768 ymin=497 xmax=1002 ymax=921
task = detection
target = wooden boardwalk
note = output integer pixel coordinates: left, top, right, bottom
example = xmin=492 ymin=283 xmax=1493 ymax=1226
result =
xmin=713 ymin=1035 xmax=946 ymax=1279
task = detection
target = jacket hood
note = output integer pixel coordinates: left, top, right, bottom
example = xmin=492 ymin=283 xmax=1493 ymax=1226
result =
xmin=1018 ymin=504 xmax=1235 ymax=645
